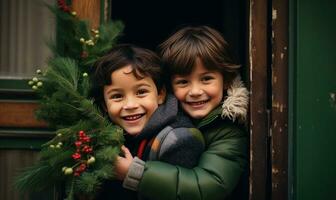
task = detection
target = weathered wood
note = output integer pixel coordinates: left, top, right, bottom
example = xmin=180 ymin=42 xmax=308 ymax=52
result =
xmin=271 ymin=0 xmax=289 ymax=199
xmin=0 ymin=150 xmax=39 ymax=200
xmin=249 ymin=0 xmax=269 ymax=199
xmin=72 ymin=0 xmax=101 ymax=29
xmin=0 ymin=102 xmax=47 ymax=128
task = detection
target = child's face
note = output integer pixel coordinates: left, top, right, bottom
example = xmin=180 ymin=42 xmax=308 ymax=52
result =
xmin=103 ymin=65 xmax=165 ymax=136
xmin=171 ymin=58 xmax=224 ymax=119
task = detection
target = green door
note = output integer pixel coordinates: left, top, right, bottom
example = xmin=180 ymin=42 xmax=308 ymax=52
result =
xmin=291 ymin=0 xmax=336 ymax=199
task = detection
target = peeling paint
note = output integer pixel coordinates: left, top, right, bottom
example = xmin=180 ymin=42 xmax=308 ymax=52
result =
xmin=272 ymin=102 xmax=285 ymax=112
xmin=249 ymin=1 xmax=253 ymax=85
xmin=272 ymin=168 xmax=279 ymax=174
xmin=272 ymin=9 xmax=277 ymax=20
xmin=273 ymin=182 xmax=279 ymax=189
xmin=249 ymin=126 xmax=253 ymax=197
xmin=273 ymin=102 xmax=279 ymax=109
xmin=330 ymin=92 xmax=336 ymax=108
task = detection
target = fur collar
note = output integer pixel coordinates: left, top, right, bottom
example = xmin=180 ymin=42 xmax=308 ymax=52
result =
xmin=221 ymin=76 xmax=249 ymax=123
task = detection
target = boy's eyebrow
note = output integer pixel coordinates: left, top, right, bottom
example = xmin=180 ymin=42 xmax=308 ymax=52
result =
xmin=200 ymin=71 xmax=216 ymax=76
xmin=135 ymin=83 xmax=152 ymax=87
xmin=105 ymin=82 xmax=153 ymax=94
xmin=173 ymin=71 xmax=215 ymax=78
xmin=104 ymin=87 xmax=122 ymax=94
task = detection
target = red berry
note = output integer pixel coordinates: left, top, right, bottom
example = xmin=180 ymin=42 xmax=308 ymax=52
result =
xmin=75 ymin=141 xmax=82 ymax=147
xmin=72 ymin=152 xmax=81 ymax=160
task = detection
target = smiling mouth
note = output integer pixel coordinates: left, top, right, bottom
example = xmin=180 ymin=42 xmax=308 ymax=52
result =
xmin=187 ymin=100 xmax=209 ymax=106
xmin=122 ymin=114 xmax=144 ymax=121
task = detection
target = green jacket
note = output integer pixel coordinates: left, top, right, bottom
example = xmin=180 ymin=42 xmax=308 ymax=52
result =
xmin=137 ymin=77 xmax=249 ymax=200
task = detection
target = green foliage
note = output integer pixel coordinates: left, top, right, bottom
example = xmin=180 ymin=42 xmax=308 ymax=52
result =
xmin=15 ymin=2 xmax=124 ymax=199
xmin=15 ymin=161 xmax=62 ymax=192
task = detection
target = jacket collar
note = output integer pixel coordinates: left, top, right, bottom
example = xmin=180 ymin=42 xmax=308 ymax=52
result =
xmin=196 ymin=76 xmax=249 ymax=128
xmin=133 ymin=93 xmax=178 ymax=141
xmin=221 ymin=76 xmax=249 ymax=123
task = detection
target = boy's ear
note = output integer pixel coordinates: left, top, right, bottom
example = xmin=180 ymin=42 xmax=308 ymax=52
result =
xmin=158 ymin=87 xmax=167 ymax=105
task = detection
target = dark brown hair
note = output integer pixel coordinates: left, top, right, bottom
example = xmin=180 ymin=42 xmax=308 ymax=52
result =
xmin=90 ymin=44 xmax=163 ymax=106
xmin=159 ymin=26 xmax=240 ymax=87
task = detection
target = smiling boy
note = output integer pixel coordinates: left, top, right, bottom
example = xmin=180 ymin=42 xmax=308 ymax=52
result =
xmin=103 ymin=65 xmax=164 ymax=136
xmin=90 ymin=44 xmax=204 ymax=199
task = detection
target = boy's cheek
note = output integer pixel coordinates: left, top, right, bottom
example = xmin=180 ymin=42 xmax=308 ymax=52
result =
xmin=172 ymin=87 xmax=185 ymax=100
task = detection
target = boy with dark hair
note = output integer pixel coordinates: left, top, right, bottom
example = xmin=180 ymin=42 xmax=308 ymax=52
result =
xmin=116 ymin=26 xmax=249 ymax=200
xmin=90 ymin=44 xmax=204 ymax=199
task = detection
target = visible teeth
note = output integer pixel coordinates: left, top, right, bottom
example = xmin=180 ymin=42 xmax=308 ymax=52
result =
xmin=124 ymin=115 xmax=142 ymax=120
xmin=189 ymin=101 xmax=207 ymax=105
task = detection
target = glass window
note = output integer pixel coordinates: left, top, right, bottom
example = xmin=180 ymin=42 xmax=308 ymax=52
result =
xmin=0 ymin=0 xmax=55 ymax=79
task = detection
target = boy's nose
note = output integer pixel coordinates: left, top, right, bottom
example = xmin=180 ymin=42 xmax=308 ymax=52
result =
xmin=188 ymin=84 xmax=204 ymax=96
xmin=122 ymin=98 xmax=139 ymax=109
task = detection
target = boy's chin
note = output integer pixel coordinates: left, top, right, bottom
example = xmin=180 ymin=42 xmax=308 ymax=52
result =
xmin=187 ymin=112 xmax=207 ymax=119
xmin=125 ymin=130 xmax=141 ymax=136
xmin=123 ymin=127 xmax=142 ymax=136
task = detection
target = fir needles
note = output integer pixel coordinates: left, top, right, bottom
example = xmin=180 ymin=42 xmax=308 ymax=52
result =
xmin=15 ymin=2 xmax=124 ymax=199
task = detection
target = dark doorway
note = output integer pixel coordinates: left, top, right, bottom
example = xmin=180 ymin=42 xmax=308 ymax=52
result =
xmin=111 ymin=0 xmax=247 ymax=66
xmin=111 ymin=1 xmax=249 ymax=199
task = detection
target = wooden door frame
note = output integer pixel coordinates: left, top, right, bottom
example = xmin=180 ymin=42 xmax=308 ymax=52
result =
xmin=248 ymin=0 xmax=289 ymax=199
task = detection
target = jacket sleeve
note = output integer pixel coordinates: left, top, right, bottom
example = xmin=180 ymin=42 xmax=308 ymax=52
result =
xmin=138 ymin=126 xmax=248 ymax=200
xmin=122 ymin=127 xmax=204 ymax=191
xmin=158 ymin=127 xmax=205 ymax=168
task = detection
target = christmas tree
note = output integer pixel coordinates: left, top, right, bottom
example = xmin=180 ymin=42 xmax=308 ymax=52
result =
xmin=15 ymin=1 xmax=125 ymax=199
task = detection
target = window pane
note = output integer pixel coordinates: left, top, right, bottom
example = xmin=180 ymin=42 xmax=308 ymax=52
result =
xmin=0 ymin=0 xmax=55 ymax=79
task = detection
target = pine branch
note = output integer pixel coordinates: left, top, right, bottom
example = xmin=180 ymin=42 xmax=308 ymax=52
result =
xmin=18 ymin=2 xmax=125 ymax=198
xmin=15 ymin=161 xmax=60 ymax=192
xmin=47 ymin=57 xmax=79 ymax=93
xmin=64 ymin=178 xmax=75 ymax=200
xmin=75 ymin=172 xmax=101 ymax=195
xmin=93 ymin=164 xmax=115 ymax=180
xmin=96 ymin=146 xmax=120 ymax=162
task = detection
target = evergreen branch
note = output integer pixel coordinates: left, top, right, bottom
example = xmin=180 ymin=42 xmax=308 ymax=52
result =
xmin=96 ymin=146 xmax=120 ymax=162
xmin=17 ymin=2 xmax=125 ymax=198
xmin=42 ymin=128 xmax=74 ymax=147
xmin=65 ymin=178 xmax=75 ymax=200
xmin=75 ymin=172 xmax=101 ymax=195
xmin=15 ymin=161 xmax=59 ymax=192
xmin=63 ymin=99 xmax=107 ymax=124
xmin=94 ymin=165 xmax=114 ymax=180
xmin=47 ymin=57 xmax=79 ymax=91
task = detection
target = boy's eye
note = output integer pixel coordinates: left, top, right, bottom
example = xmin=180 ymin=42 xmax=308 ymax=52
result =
xmin=111 ymin=93 xmax=123 ymax=100
xmin=201 ymin=76 xmax=214 ymax=82
xmin=174 ymin=79 xmax=188 ymax=85
xmin=136 ymin=89 xmax=148 ymax=96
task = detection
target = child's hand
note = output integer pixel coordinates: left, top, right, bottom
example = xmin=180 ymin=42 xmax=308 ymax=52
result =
xmin=115 ymin=145 xmax=133 ymax=180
